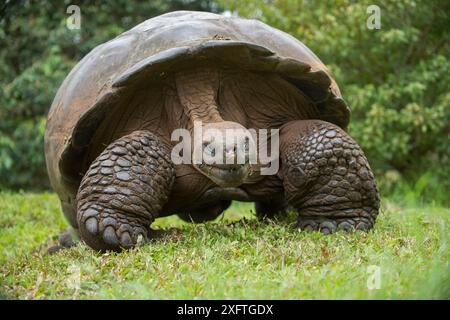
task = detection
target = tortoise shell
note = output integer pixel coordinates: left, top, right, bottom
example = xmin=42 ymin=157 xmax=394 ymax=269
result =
xmin=45 ymin=11 xmax=350 ymax=219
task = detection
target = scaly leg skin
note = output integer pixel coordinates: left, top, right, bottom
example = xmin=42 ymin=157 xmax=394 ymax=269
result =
xmin=178 ymin=200 xmax=231 ymax=223
xmin=76 ymin=131 xmax=175 ymax=252
xmin=280 ymin=120 xmax=380 ymax=234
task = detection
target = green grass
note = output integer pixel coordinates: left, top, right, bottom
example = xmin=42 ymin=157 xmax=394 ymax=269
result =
xmin=0 ymin=192 xmax=448 ymax=299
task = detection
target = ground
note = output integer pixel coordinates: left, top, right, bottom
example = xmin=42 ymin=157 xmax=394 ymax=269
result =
xmin=0 ymin=192 xmax=448 ymax=299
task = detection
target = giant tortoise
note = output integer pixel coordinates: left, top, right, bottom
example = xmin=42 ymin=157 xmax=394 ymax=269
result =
xmin=45 ymin=11 xmax=380 ymax=251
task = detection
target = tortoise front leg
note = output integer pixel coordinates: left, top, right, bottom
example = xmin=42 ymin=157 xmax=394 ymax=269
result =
xmin=279 ymin=120 xmax=380 ymax=234
xmin=76 ymin=131 xmax=174 ymax=251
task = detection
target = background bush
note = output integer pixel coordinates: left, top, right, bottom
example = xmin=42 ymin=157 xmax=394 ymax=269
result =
xmin=1 ymin=0 xmax=448 ymax=202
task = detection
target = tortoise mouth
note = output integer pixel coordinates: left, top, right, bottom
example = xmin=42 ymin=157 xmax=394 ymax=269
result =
xmin=195 ymin=163 xmax=250 ymax=187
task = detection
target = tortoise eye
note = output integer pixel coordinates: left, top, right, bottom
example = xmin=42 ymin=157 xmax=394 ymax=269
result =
xmin=203 ymin=142 xmax=216 ymax=157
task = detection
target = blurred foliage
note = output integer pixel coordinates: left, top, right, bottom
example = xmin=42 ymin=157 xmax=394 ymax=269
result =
xmin=0 ymin=0 xmax=449 ymax=202
xmin=219 ymin=0 xmax=450 ymax=201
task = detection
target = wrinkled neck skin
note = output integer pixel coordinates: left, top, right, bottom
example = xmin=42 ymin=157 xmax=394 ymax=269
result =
xmin=175 ymin=68 xmax=223 ymax=126
xmin=175 ymin=67 xmax=253 ymax=187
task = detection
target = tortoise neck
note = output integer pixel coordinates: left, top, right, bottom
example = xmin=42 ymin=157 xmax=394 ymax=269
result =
xmin=175 ymin=67 xmax=224 ymax=125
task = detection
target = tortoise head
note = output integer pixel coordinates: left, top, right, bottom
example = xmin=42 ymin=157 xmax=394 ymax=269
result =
xmin=192 ymin=121 xmax=255 ymax=187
